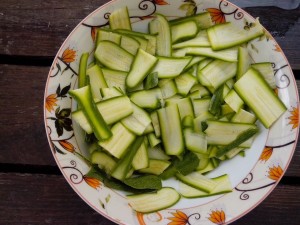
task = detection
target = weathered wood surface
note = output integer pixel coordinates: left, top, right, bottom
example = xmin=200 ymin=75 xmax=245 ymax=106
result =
xmin=0 ymin=173 xmax=299 ymax=225
xmin=0 ymin=1 xmax=299 ymax=68
xmin=0 ymin=1 xmax=299 ymax=225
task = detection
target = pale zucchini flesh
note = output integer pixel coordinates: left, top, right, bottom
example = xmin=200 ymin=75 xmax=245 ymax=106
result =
xmin=127 ymin=187 xmax=180 ymax=213
xmin=109 ymin=7 xmax=132 ymax=30
xmin=178 ymin=174 xmax=232 ymax=198
xmin=98 ymin=122 xmax=136 ymax=159
xmin=151 ymin=56 xmax=192 ymax=78
xmin=171 ymin=20 xmax=198 ymax=43
xmin=149 ymin=14 xmax=172 ymax=56
xmin=95 ymin=41 xmax=134 ymax=72
xmin=207 ymin=20 xmax=264 ymax=50
xmin=234 ymin=68 xmax=286 ymax=128
xmin=126 ymin=49 xmax=158 ymax=89
xmin=158 ymin=104 xmax=184 ymax=155
xmin=176 ymin=171 xmax=218 ymax=193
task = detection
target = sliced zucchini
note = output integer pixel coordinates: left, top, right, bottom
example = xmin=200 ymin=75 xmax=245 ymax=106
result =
xmin=170 ymin=12 xmax=213 ymax=29
xmin=160 ymin=79 xmax=178 ymax=99
xmin=234 ymin=68 xmax=286 ymax=128
xmin=91 ymin=151 xmax=117 ymax=174
xmin=192 ymin=98 xmax=211 ymax=117
xmin=98 ymin=122 xmax=136 ymax=159
xmin=207 ymin=20 xmax=264 ymax=50
xmin=127 ymin=187 xmax=180 ymax=213
xmin=109 ymin=7 xmax=132 ymax=30
xmin=237 ymin=46 xmax=251 ymax=79
xmin=224 ymin=89 xmax=244 ymax=112
xmin=172 ymin=30 xmax=210 ymax=49
xmin=204 ymin=120 xmax=258 ymax=147
xmin=193 ymin=111 xmax=214 ymax=132
xmin=184 ymin=56 xmax=206 ymax=71
xmin=72 ymin=95 xmax=133 ymax=133
xmin=183 ymin=47 xmax=238 ymax=62
xmin=96 ymin=29 xmax=122 ymax=45
xmin=171 ymin=20 xmax=198 ymax=43
xmin=176 ymin=171 xmax=217 ymax=193
xmin=215 ymin=127 xmax=259 ymax=158
xmin=151 ymin=56 xmax=192 ymax=78
xmin=111 ymin=136 xmax=144 ymax=180
xmin=132 ymin=141 xmax=149 ymax=170
xmin=184 ymin=128 xmax=207 ymax=154
xmin=175 ymin=72 xmax=197 ymax=96
xmin=86 ymin=64 xmax=108 ymax=101
xmin=148 ymin=133 xmax=161 ymax=148
xmin=225 ymin=147 xmax=245 ymax=159
xmin=116 ymin=29 xmax=157 ymax=55
xmin=148 ymin=145 xmax=171 ymax=161
xmin=95 ymin=41 xmax=134 ymax=72
xmin=120 ymin=35 xmax=140 ymax=55
xmin=69 ymin=86 xmax=112 ymax=141
xmin=100 ymin=87 xmax=122 ymax=100
xmin=149 ymin=14 xmax=172 ymax=56
xmin=121 ymin=103 xmax=152 ymax=136
xmin=198 ymin=59 xmax=237 ymax=89
xmin=231 ymin=109 xmax=256 ymax=124
xmin=182 ymin=115 xmax=194 ymax=128
xmin=178 ymin=174 xmax=232 ymax=198
xmin=78 ymin=53 xmax=89 ymax=88
xmin=139 ymin=159 xmax=171 ymax=175
xmin=158 ymin=104 xmax=184 ymax=155
xmin=130 ymin=88 xmax=163 ymax=110
xmin=97 ymin=96 xmax=133 ymax=124
xmin=150 ymin=111 xmax=161 ymax=138
xmin=176 ymin=97 xmax=195 ymax=120
xmin=102 ymin=68 xmax=127 ymax=92
xmin=126 ymin=49 xmax=158 ymax=89
xmin=144 ymin=72 xmax=159 ymax=90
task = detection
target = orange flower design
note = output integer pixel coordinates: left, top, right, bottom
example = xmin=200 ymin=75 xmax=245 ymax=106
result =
xmin=288 ymin=106 xmax=299 ymax=129
xmin=91 ymin=27 xmax=97 ymax=42
xmin=206 ymin=8 xmax=225 ymax=24
xmin=58 ymin=140 xmax=75 ymax=153
xmin=268 ymin=165 xmax=283 ymax=181
xmin=167 ymin=210 xmax=188 ymax=225
xmin=137 ymin=212 xmax=147 ymax=225
xmin=154 ymin=0 xmax=169 ymax=5
xmin=273 ymin=44 xmax=281 ymax=52
xmin=61 ymin=47 xmax=76 ymax=63
xmin=83 ymin=176 xmax=101 ymax=189
xmin=45 ymin=94 xmax=58 ymax=112
xmin=274 ymin=88 xmax=279 ymax=96
xmin=259 ymin=147 xmax=273 ymax=162
xmin=208 ymin=210 xmax=226 ymax=225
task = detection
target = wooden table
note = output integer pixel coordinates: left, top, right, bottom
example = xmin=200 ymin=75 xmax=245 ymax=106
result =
xmin=0 ymin=0 xmax=299 ymax=224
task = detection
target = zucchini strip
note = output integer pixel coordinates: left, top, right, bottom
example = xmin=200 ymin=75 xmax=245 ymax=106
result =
xmin=69 ymin=86 xmax=112 ymax=141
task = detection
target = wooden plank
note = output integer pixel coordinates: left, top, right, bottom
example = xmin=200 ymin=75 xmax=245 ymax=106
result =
xmin=0 ymin=173 xmax=114 ymax=224
xmin=0 ymin=0 xmax=108 ymax=57
xmin=0 ymin=64 xmax=299 ymax=177
xmin=237 ymin=184 xmax=300 ymax=225
xmin=0 ymin=1 xmax=299 ymax=69
xmin=0 ymin=173 xmax=299 ymax=225
xmin=0 ymin=64 xmax=56 ymax=166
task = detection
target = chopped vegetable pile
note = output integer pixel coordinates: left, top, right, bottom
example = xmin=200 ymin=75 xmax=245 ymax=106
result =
xmin=69 ymin=7 xmax=287 ymax=213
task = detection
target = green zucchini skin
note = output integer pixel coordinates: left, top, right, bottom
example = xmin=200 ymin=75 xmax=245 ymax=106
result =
xmin=127 ymin=187 xmax=180 ymax=213
xmin=69 ymin=86 xmax=112 ymax=141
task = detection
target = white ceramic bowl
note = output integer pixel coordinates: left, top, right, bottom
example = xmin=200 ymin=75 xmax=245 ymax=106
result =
xmin=44 ymin=0 xmax=299 ymax=224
